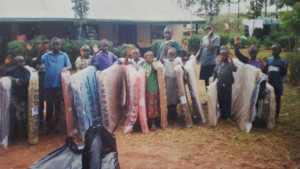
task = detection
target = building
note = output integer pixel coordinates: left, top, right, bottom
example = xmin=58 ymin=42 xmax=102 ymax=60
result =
xmin=0 ymin=0 xmax=205 ymax=58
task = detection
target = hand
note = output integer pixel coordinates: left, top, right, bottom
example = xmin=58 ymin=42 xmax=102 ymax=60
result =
xmin=208 ymin=27 xmax=214 ymax=37
xmin=93 ymin=44 xmax=99 ymax=54
xmin=61 ymin=67 xmax=68 ymax=72
xmin=80 ymin=48 xmax=84 ymax=57
xmin=26 ymin=43 xmax=33 ymax=51
xmin=234 ymin=37 xmax=241 ymax=45
xmin=153 ymin=58 xmax=157 ymax=62
xmin=126 ymin=48 xmax=132 ymax=57
xmin=164 ymin=42 xmax=170 ymax=51
xmin=4 ymin=57 xmax=12 ymax=64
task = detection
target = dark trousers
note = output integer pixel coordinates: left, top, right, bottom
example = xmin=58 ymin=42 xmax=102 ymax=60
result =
xmin=167 ymin=104 xmax=177 ymax=121
xmin=217 ymin=84 xmax=232 ymax=119
xmin=46 ymin=100 xmax=61 ymax=128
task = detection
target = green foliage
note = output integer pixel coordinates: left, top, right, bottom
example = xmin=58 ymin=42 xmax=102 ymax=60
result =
xmin=287 ymin=52 xmax=300 ymax=83
xmin=29 ymin=38 xmax=42 ymax=58
xmin=230 ymin=36 xmax=262 ymax=48
xmin=71 ymin=0 xmax=89 ymax=40
xmin=150 ymin=39 xmax=165 ymax=57
xmin=181 ymin=34 xmax=201 ymax=54
xmin=279 ymin=4 xmax=300 ymax=36
xmin=248 ymin=0 xmax=264 ymax=19
xmin=115 ymin=44 xmax=136 ymax=58
xmin=219 ymin=33 xmax=231 ymax=46
xmin=263 ymin=31 xmax=289 ymax=49
xmin=7 ymin=41 xmax=27 ymax=57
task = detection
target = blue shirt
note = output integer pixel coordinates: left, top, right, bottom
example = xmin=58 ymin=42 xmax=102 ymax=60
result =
xmin=41 ymin=51 xmax=71 ymax=88
xmin=90 ymin=51 xmax=121 ymax=71
xmin=200 ymin=35 xmax=220 ymax=66
xmin=264 ymin=56 xmax=286 ymax=93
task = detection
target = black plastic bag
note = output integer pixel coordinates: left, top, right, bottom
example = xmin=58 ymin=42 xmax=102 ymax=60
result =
xmin=30 ymin=125 xmax=120 ymax=169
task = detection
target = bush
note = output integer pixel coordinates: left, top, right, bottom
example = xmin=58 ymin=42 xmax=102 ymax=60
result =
xmin=263 ymin=32 xmax=289 ymax=49
xmin=150 ymin=39 xmax=165 ymax=57
xmin=115 ymin=44 xmax=136 ymax=58
xmin=287 ymin=52 xmax=300 ymax=83
xmin=219 ymin=33 xmax=231 ymax=46
xmin=7 ymin=41 xmax=27 ymax=57
xmin=188 ymin=34 xmax=201 ymax=54
xmin=230 ymin=36 xmax=262 ymax=49
xmin=29 ymin=38 xmax=43 ymax=58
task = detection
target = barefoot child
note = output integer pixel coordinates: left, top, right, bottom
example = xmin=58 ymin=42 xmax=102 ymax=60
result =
xmin=160 ymin=47 xmax=181 ymax=122
xmin=212 ymin=48 xmax=237 ymax=120
xmin=75 ymin=45 xmax=92 ymax=71
xmin=263 ymin=44 xmax=288 ymax=121
xmin=143 ymin=51 xmax=160 ymax=130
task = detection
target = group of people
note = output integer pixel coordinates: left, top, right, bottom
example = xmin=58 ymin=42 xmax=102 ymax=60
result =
xmin=0 ymin=24 xmax=288 ymax=137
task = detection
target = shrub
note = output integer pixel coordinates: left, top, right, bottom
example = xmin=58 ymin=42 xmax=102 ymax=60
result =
xmin=188 ymin=34 xmax=201 ymax=54
xmin=263 ymin=32 xmax=289 ymax=49
xmin=287 ymin=52 xmax=300 ymax=83
xmin=219 ymin=33 xmax=231 ymax=46
xmin=7 ymin=40 xmax=27 ymax=57
xmin=115 ymin=43 xmax=136 ymax=58
xmin=29 ymin=38 xmax=43 ymax=58
xmin=150 ymin=39 xmax=165 ymax=57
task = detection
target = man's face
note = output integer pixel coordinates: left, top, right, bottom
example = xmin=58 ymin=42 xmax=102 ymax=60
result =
xmin=16 ymin=57 xmax=25 ymax=69
xmin=164 ymin=29 xmax=173 ymax=41
xmin=132 ymin=50 xmax=140 ymax=60
xmin=168 ymin=50 xmax=176 ymax=61
xmin=51 ymin=40 xmax=61 ymax=52
xmin=101 ymin=43 xmax=109 ymax=53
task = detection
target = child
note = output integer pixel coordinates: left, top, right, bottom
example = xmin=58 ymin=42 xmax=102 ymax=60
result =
xmin=75 ymin=45 xmax=92 ymax=71
xmin=212 ymin=48 xmax=237 ymax=120
xmin=157 ymin=26 xmax=183 ymax=59
xmin=90 ymin=39 xmax=121 ymax=71
xmin=41 ymin=37 xmax=72 ymax=133
xmin=234 ymin=37 xmax=264 ymax=71
xmin=143 ymin=51 xmax=160 ymax=130
xmin=263 ymin=44 xmax=288 ymax=121
xmin=1 ymin=55 xmax=30 ymax=138
xmin=160 ymin=46 xmax=180 ymax=122
xmin=124 ymin=48 xmax=145 ymax=68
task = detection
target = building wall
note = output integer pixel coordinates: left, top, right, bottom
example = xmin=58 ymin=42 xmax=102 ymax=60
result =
xmin=98 ymin=24 xmax=114 ymax=42
xmin=137 ymin=25 xmax=150 ymax=48
xmin=169 ymin=25 xmax=184 ymax=44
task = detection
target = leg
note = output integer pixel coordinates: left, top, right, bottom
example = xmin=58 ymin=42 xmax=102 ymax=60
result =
xmin=167 ymin=105 xmax=177 ymax=121
xmin=46 ymin=101 xmax=54 ymax=129
xmin=275 ymin=95 xmax=281 ymax=119
xmin=53 ymin=100 xmax=61 ymax=132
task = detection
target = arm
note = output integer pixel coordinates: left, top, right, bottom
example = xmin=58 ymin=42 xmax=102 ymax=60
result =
xmin=230 ymin=58 xmax=237 ymax=72
xmin=207 ymin=29 xmax=219 ymax=51
xmin=262 ymin=59 xmax=269 ymax=74
xmin=123 ymin=48 xmax=132 ymax=65
xmin=282 ymin=61 xmax=288 ymax=76
xmin=159 ymin=42 xmax=169 ymax=64
xmin=112 ymin=54 xmax=122 ymax=65
xmin=150 ymin=62 xmax=157 ymax=74
xmin=17 ymin=69 xmax=30 ymax=86
xmin=212 ymin=66 xmax=218 ymax=81
xmin=234 ymin=48 xmax=248 ymax=64
xmin=62 ymin=54 xmax=72 ymax=72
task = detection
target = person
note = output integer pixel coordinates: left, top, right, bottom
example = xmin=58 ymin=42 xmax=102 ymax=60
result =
xmin=263 ymin=44 xmax=288 ymax=121
xmin=36 ymin=40 xmax=49 ymax=128
xmin=234 ymin=37 xmax=264 ymax=71
xmin=157 ymin=26 xmax=183 ymax=60
xmin=212 ymin=48 xmax=237 ymax=120
xmin=124 ymin=48 xmax=145 ymax=68
xmin=90 ymin=39 xmax=122 ymax=71
xmin=15 ymin=31 xmax=27 ymax=42
xmin=1 ymin=55 xmax=30 ymax=138
xmin=75 ymin=45 xmax=92 ymax=71
xmin=181 ymin=40 xmax=189 ymax=62
xmin=160 ymin=47 xmax=180 ymax=122
xmin=143 ymin=51 xmax=160 ymax=130
xmin=41 ymin=37 xmax=72 ymax=133
xmin=196 ymin=23 xmax=220 ymax=105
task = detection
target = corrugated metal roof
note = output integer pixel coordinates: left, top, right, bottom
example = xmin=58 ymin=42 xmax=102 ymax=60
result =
xmin=0 ymin=0 xmax=206 ymax=24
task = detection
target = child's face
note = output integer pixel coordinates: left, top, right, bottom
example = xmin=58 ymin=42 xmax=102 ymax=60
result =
xmin=271 ymin=46 xmax=281 ymax=58
xmin=167 ymin=50 xmax=176 ymax=61
xmin=15 ymin=57 xmax=25 ymax=69
xmin=82 ymin=47 xmax=90 ymax=57
xmin=145 ymin=54 xmax=153 ymax=63
xmin=220 ymin=50 xmax=229 ymax=62
xmin=101 ymin=43 xmax=109 ymax=53
xmin=51 ymin=40 xmax=61 ymax=52
xmin=164 ymin=29 xmax=173 ymax=41
xmin=132 ymin=50 xmax=140 ymax=60
xmin=249 ymin=49 xmax=258 ymax=60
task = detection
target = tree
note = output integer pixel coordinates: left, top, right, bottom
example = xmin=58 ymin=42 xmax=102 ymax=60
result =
xmin=201 ymin=0 xmax=225 ymax=22
xmin=71 ymin=0 xmax=89 ymax=40
xmin=247 ymin=0 xmax=264 ymax=19
xmin=279 ymin=4 xmax=300 ymax=41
